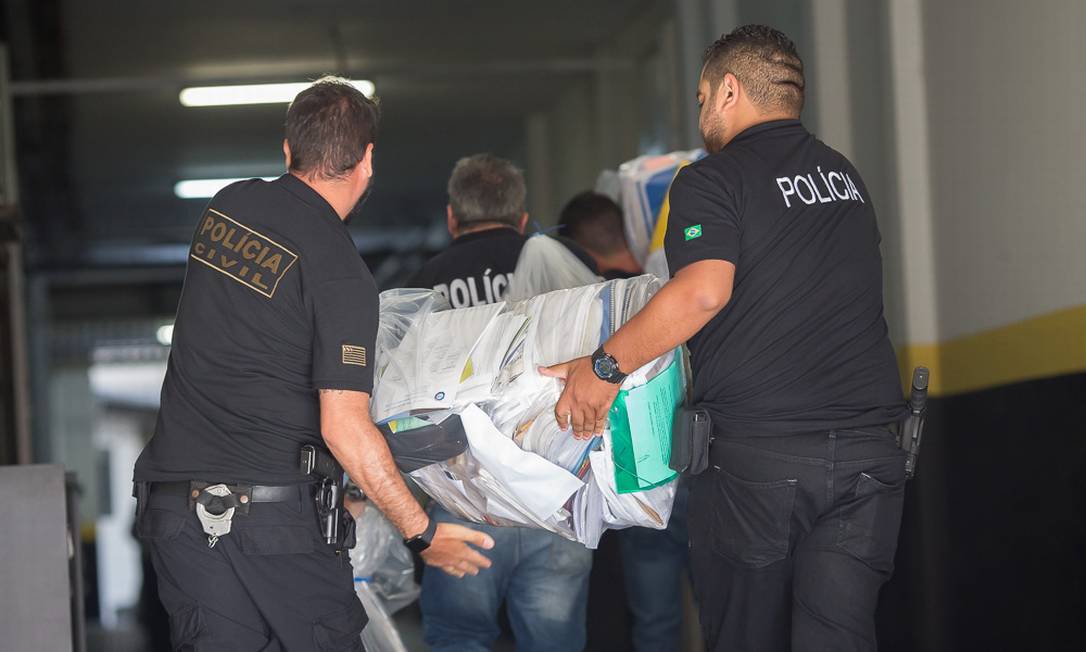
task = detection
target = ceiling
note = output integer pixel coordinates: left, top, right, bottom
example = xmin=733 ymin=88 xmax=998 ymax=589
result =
xmin=3 ymin=0 xmax=668 ymax=271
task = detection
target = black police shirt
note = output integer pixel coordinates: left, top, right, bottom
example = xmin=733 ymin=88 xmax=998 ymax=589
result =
xmin=134 ymin=174 xmax=379 ymax=485
xmin=664 ymin=119 xmax=906 ymax=436
xmin=408 ymin=227 xmax=597 ymax=306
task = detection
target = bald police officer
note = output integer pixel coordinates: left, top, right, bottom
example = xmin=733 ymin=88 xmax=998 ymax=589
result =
xmin=133 ymin=78 xmax=493 ymax=652
xmin=544 ymin=26 xmax=908 ymax=652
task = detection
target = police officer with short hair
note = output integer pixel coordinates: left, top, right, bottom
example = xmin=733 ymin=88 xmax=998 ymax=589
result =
xmin=544 ymin=26 xmax=908 ymax=651
xmin=133 ymin=77 xmax=493 ymax=652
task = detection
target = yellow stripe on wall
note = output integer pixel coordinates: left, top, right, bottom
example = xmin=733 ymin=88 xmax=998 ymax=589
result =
xmin=898 ymin=304 xmax=1086 ymax=397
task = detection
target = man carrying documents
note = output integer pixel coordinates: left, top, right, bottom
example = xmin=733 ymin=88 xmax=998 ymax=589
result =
xmin=545 ymin=26 xmax=908 ymax=652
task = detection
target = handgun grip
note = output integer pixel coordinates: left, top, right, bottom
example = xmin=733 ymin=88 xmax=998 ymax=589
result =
xmin=910 ymin=367 xmax=929 ymax=412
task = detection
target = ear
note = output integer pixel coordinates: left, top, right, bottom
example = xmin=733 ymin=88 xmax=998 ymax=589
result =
xmin=517 ymin=212 xmax=530 ymax=234
xmin=361 ymin=143 xmax=374 ymax=177
xmin=282 ymin=139 xmax=292 ymax=170
xmin=446 ymin=205 xmax=459 ymax=237
xmin=720 ymin=73 xmax=741 ymax=111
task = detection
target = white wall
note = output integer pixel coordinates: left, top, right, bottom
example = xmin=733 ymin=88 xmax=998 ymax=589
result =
xmin=531 ymin=0 xmax=1086 ymax=360
xmin=922 ymin=0 xmax=1086 ymax=339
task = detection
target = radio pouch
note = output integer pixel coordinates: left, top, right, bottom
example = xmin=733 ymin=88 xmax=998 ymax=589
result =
xmin=669 ymin=406 xmax=712 ymax=476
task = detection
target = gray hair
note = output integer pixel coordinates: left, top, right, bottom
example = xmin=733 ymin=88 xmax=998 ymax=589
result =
xmin=447 ymin=154 xmax=527 ymax=227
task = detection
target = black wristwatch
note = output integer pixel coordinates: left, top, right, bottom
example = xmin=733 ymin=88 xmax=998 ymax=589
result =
xmin=591 ymin=346 xmax=627 ymax=384
xmin=404 ymin=518 xmax=438 ymax=554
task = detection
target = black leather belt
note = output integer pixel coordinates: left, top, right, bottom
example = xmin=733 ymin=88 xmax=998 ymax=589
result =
xmin=148 ymin=481 xmax=305 ymax=512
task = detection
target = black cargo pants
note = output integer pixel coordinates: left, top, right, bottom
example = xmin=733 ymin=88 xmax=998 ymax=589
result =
xmin=688 ymin=427 xmax=906 ymax=652
xmin=135 ymin=482 xmax=366 ymax=651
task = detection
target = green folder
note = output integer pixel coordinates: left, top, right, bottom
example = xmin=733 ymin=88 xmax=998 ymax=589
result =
xmin=609 ymin=354 xmax=682 ymax=494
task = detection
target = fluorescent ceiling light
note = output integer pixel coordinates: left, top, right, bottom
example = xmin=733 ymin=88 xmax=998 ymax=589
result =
xmin=179 ymin=80 xmax=375 ymax=107
xmin=174 ymin=177 xmax=278 ymax=199
xmin=156 ymin=324 xmax=174 ymax=346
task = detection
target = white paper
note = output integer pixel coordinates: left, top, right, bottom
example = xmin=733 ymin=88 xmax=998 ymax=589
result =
xmin=457 ymin=313 xmax=529 ymax=404
xmin=460 ymin=404 xmax=584 ymax=522
xmin=573 ymin=472 xmax=606 ymax=548
xmin=589 ymin=442 xmax=670 ymax=530
xmin=374 ymin=303 xmax=504 ymax=421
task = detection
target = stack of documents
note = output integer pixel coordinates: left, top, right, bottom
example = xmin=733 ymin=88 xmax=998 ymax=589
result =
xmin=372 ymin=276 xmax=682 ymax=547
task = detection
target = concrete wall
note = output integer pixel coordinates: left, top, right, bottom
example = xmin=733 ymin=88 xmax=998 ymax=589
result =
xmin=524 ymin=4 xmax=679 ymax=224
xmin=922 ymin=0 xmax=1086 ymax=338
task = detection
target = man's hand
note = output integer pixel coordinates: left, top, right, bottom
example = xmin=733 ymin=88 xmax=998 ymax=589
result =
xmin=540 ymin=356 xmax=621 ymax=440
xmin=420 ymin=522 xmax=495 ymax=578
xmin=538 ymin=261 xmax=735 ymax=440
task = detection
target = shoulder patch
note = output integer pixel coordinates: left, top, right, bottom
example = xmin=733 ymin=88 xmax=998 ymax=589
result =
xmin=684 ymin=224 xmax=703 ymax=241
xmin=341 ymin=345 xmax=367 ymax=367
xmin=190 ymin=208 xmax=299 ymax=298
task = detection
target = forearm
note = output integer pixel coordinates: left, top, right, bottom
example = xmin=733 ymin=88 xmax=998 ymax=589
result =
xmin=605 ymin=266 xmax=731 ymax=373
xmin=321 ymin=403 xmax=428 ymax=539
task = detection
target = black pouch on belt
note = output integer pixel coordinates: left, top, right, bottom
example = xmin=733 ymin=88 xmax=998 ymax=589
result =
xmin=377 ymin=414 xmax=469 ymax=473
xmin=669 ymin=406 xmax=712 ymax=476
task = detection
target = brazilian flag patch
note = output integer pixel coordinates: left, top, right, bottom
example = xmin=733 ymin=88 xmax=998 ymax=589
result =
xmin=684 ymin=224 xmax=703 ymax=241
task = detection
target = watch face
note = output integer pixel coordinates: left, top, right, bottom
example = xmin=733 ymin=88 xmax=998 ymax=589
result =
xmin=405 ymin=537 xmax=430 ymax=554
xmin=593 ymin=355 xmax=616 ymax=379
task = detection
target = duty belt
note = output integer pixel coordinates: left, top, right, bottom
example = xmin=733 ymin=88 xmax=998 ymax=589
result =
xmin=142 ymin=480 xmax=307 ymax=548
xmin=135 ymin=446 xmax=353 ymax=551
xmin=148 ymin=480 xmax=302 ymax=508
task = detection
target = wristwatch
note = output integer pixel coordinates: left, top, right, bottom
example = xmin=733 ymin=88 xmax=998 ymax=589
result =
xmin=591 ymin=346 xmax=627 ymax=384
xmin=404 ymin=518 xmax=438 ymax=554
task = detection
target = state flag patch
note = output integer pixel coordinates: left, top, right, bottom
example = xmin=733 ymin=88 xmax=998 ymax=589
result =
xmin=341 ymin=345 xmax=367 ymax=367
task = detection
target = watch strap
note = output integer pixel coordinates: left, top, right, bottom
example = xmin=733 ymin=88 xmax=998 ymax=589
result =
xmin=404 ymin=517 xmax=438 ymax=552
xmin=592 ymin=346 xmax=627 ymax=384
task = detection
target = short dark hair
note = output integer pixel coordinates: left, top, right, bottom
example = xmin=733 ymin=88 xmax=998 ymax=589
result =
xmin=447 ymin=154 xmax=526 ymax=227
xmin=559 ymin=191 xmax=627 ymax=256
xmin=703 ymin=25 xmax=804 ymax=115
xmin=284 ymin=76 xmax=380 ymax=180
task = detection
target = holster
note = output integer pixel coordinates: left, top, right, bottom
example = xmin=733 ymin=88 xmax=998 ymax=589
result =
xmin=301 ymin=444 xmax=355 ymax=551
xmin=669 ymin=406 xmax=713 ymax=476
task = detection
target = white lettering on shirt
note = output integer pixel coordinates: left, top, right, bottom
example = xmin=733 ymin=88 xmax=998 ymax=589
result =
xmin=776 ymin=167 xmax=864 ymax=208
xmin=434 ymin=273 xmax=512 ymax=308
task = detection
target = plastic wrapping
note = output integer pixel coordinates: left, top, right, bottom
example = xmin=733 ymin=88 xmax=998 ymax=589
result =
xmin=374 ymin=275 xmax=683 ymax=547
xmin=596 ymin=149 xmax=705 ymax=279
xmin=504 ymin=234 xmax=601 ymax=302
xmin=349 ymin=503 xmax=420 ymax=652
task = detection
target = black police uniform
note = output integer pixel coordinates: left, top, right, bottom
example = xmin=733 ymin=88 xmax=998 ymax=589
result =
xmin=664 ymin=120 xmax=908 ymax=652
xmin=408 ymin=227 xmax=597 ymax=307
xmin=133 ymin=174 xmax=378 ymax=651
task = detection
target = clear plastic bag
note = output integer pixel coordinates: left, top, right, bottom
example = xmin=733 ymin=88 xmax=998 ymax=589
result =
xmin=503 ymin=234 xmax=601 ymax=303
xmin=349 ymin=503 xmax=420 ymax=652
xmin=373 ymin=274 xmax=683 ymax=547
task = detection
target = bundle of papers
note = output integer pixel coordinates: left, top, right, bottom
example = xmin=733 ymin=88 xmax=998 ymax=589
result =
xmin=372 ymin=275 xmax=683 ymax=547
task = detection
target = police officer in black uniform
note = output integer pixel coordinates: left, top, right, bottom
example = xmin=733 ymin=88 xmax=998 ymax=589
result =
xmin=409 ymin=153 xmax=598 ymax=308
xmin=133 ymin=78 xmax=493 ymax=652
xmin=544 ymin=27 xmax=908 ymax=651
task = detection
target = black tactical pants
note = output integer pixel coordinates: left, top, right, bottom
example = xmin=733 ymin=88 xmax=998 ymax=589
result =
xmin=135 ymin=482 xmax=365 ymax=651
xmin=689 ymin=427 xmax=905 ymax=652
